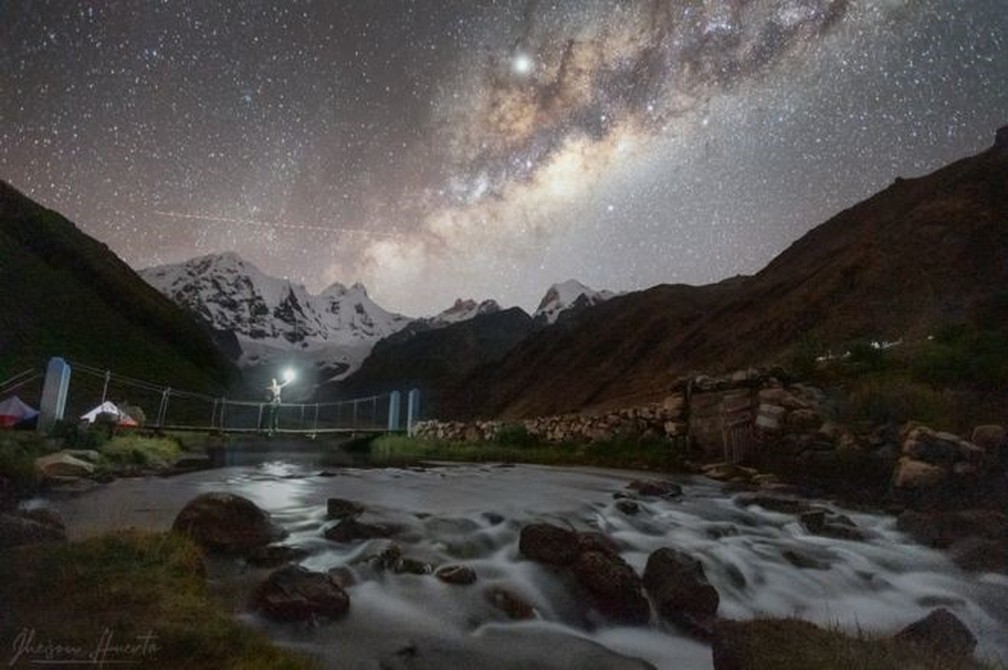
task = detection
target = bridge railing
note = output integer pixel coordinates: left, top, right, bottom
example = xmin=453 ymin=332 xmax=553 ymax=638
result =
xmin=200 ymin=394 xmax=394 ymax=434
xmin=0 ymin=368 xmax=44 ymax=401
xmin=24 ymin=358 xmax=418 ymax=435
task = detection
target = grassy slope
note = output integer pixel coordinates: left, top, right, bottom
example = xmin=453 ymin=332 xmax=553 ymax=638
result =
xmin=0 ymin=531 xmax=314 ymax=670
xmin=713 ymin=618 xmax=995 ymax=670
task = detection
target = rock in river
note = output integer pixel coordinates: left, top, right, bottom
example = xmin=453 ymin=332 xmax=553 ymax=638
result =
xmin=572 ymin=550 xmax=650 ymax=624
xmin=436 ymin=565 xmax=477 ymax=585
xmin=485 ymin=586 xmax=535 ymax=620
xmin=626 ymin=479 xmax=683 ymax=498
xmin=172 ymin=492 xmax=287 ymax=554
xmin=893 ymin=608 xmax=977 ymax=657
xmin=324 ymin=517 xmax=394 ymax=542
xmin=0 ymin=511 xmax=66 ymax=548
xmin=643 ymin=547 xmax=720 ymax=638
xmin=326 ymin=497 xmax=365 ymax=520
xmin=254 ymin=564 xmax=350 ymax=622
xmin=518 ymin=522 xmax=578 ymax=566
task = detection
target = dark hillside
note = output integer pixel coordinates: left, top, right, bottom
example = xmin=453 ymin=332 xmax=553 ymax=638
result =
xmin=440 ymin=128 xmax=1008 ymax=418
xmin=0 ymin=181 xmax=237 ymax=394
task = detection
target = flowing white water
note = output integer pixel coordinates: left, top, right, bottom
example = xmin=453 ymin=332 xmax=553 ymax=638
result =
xmin=42 ymin=458 xmax=1008 ymax=669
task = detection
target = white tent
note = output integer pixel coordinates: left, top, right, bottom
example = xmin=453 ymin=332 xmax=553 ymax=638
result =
xmin=80 ymin=401 xmax=138 ymax=426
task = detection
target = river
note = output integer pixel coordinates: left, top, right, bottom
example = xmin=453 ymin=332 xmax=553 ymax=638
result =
xmin=38 ymin=453 xmax=1008 ymax=669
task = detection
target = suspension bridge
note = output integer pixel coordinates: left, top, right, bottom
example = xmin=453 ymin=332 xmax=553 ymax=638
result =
xmin=1 ymin=358 xmax=419 ymax=439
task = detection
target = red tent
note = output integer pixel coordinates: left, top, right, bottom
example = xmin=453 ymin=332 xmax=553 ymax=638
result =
xmin=0 ymin=395 xmax=39 ymax=428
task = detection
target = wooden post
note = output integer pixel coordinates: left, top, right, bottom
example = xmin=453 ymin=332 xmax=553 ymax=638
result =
xmin=157 ymin=388 xmax=171 ymax=427
xmin=100 ymin=370 xmax=111 ymax=404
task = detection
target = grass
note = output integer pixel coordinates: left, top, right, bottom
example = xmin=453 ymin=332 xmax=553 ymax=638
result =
xmin=715 ymin=618 xmax=999 ymax=670
xmin=1 ymin=428 xmax=213 ymax=510
xmin=100 ymin=434 xmax=183 ymax=467
xmin=0 ymin=530 xmax=315 ymax=670
xmin=842 ymin=375 xmax=959 ymax=429
xmin=365 ymin=433 xmax=688 ymax=471
xmin=788 ymin=326 xmax=1008 ymax=433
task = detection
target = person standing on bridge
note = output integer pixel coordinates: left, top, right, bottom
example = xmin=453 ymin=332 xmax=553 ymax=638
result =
xmin=266 ymin=376 xmax=291 ymax=436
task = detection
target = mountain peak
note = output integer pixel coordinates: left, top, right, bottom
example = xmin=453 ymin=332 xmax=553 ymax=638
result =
xmin=431 ymin=297 xmax=501 ymax=325
xmin=139 ymin=256 xmax=410 ymax=379
xmin=995 ymin=124 xmax=1008 ymax=153
xmin=534 ymin=280 xmax=613 ymax=324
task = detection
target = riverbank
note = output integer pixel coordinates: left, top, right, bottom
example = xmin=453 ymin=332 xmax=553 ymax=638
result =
xmin=0 ymin=530 xmax=313 ymax=669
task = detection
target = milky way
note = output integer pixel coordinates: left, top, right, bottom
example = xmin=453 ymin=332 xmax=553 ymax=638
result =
xmin=2 ymin=1 xmax=1006 ymax=315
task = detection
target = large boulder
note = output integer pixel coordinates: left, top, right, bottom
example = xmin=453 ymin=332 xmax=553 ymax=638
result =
xmin=172 ymin=492 xmax=287 ymax=554
xmin=800 ymin=509 xmax=868 ymax=542
xmin=436 ymin=565 xmax=477 ymax=585
xmin=572 ymin=551 xmax=650 ymax=624
xmin=902 ymin=428 xmax=959 ymax=466
xmin=703 ymin=462 xmax=757 ymax=482
xmin=518 ymin=523 xmax=578 ymax=566
xmin=0 ymin=511 xmax=67 ymax=548
xmin=626 ymin=479 xmax=683 ymax=498
xmin=971 ymin=425 xmax=1006 ymax=464
xmin=326 ymin=498 xmax=365 ymax=520
xmin=950 ymin=537 xmax=1008 ymax=574
xmin=902 ymin=426 xmax=985 ymax=468
xmin=576 ymin=532 xmax=620 ymax=558
xmin=254 ymin=565 xmax=350 ymax=622
xmin=19 ymin=507 xmax=66 ymax=531
xmin=484 ymin=586 xmax=535 ymax=620
xmin=643 ymin=548 xmax=720 ymax=637
xmin=896 ymin=509 xmax=1008 ymax=548
xmin=734 ymin=493 xmax=809 ymax=514
xmin=323 ymin=517 xmax=393 ymax=542
xmin=897 ymin=510 xmax=1008 ymax=573
xmin=893 ymin=608 xmax=976 ymax=657
xmin=891 ymin=457 xmax=947 ymax=490
xmin=35 ymin=452 xmax=95 ymax=479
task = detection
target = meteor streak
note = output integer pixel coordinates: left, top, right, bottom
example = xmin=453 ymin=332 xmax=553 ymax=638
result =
xmin=152 ymin=210 xmax=401 ymax=238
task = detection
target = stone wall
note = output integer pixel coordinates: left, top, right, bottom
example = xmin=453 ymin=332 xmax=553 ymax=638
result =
xmin=413 ymin=394 xmax=687 ymax=444
xmin=413 ymin=369 xmax=812 ymax=452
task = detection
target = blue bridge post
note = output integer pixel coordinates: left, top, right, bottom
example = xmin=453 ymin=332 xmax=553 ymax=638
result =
xmin=387 ymin=391 xmax=401 ymax=432
xmin=38 ymin=357 xmax=71 ymax=433
xmin=406 ymin=389 xmax=420 ymax=436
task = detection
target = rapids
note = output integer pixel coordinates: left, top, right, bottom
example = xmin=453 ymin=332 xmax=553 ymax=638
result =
xmin=39 ymin=456 xmax=1008 ymax=669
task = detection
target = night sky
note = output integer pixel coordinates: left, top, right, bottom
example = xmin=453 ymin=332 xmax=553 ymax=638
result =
xmin=3 ymin=1 xmax=1006 ymax=316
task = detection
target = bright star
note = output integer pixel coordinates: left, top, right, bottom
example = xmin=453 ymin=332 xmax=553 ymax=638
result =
xmin=512 ymin=53 xmax=533 ymax=76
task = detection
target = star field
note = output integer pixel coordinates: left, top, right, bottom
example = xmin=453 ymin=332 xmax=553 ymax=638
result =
xmin=2 ymin=1 xmax=1006 ymax=315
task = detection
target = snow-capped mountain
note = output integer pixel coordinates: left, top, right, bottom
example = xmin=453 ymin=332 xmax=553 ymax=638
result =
xmin=139 ymin=254 xmax=614 ymax=381
xmin=429 ymin=298 xmax=501 ymax=326
xmin=533 ymin=280 xmax=615 ymax=325
xmin=139 ymin=253 xmax=411 ymax=379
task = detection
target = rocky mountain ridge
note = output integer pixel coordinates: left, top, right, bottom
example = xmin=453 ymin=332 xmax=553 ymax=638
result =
xmin=140 ymin=253 xmax=613 ymax=381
